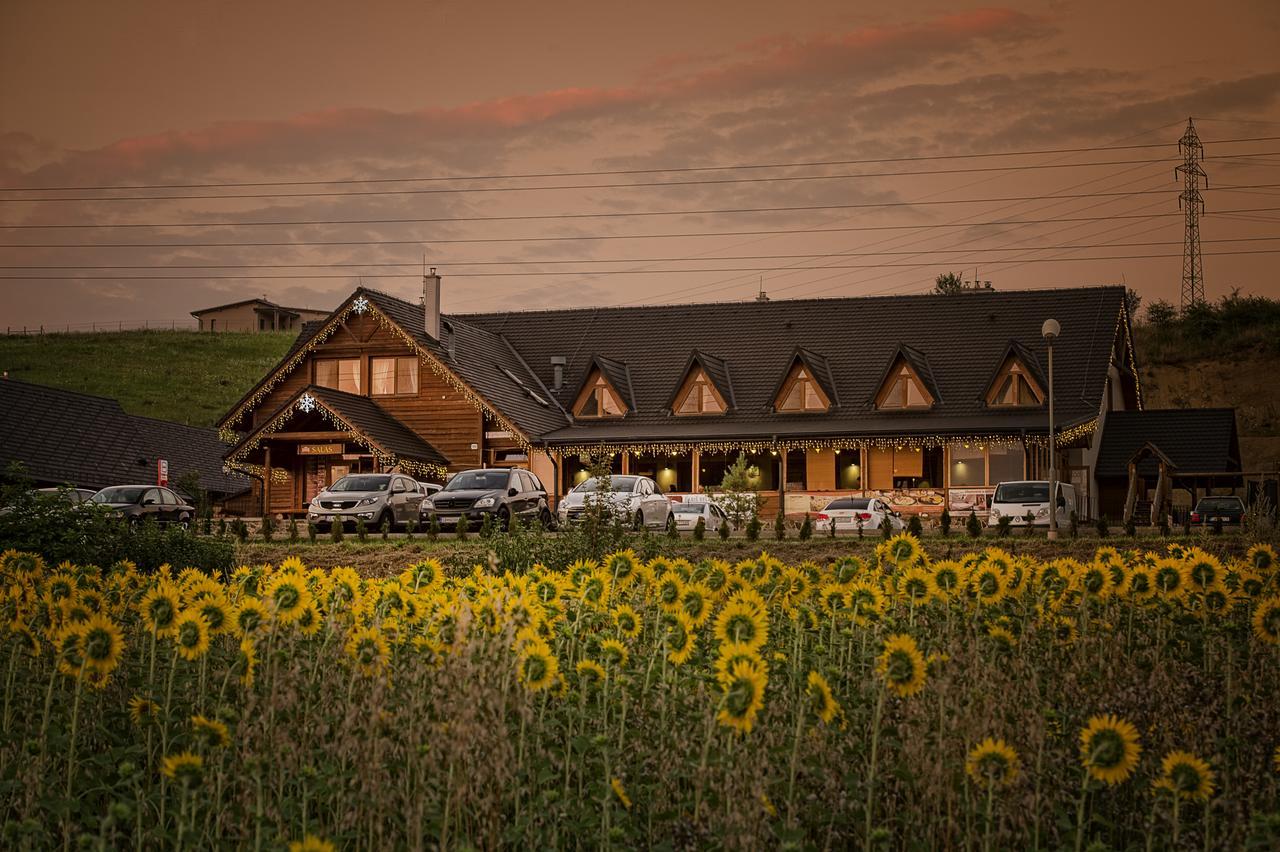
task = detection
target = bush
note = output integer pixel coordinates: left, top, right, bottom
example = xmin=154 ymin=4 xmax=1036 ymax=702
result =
xmin=666 ymin=516 xmax=679 ymax=540
xmin=231 ymin=519 xmax=249 ymax=543
xmin=1124 ymin=516 xmax=1137 ymax=537
xmin=907 ymin=514 xmax=923 ymax=537
xmin=745 ymin=514 xmax=761 ymax=542
xmin=718 ymin=518 xmax=730 ymax=540
xmin=939 ymin=508 xmax=951 ymax=537
xmin=405 ymin=517 xmax=418 ymax=539
xmin=287 ymin=517 xmax=299 ymax=543
xmin=307 ymin=522 xmax=318 ymax=543
xmin=1096 ymin=515 xmax=1110 ymax=538
xmin=217 ymin=518 xmax=227 ymax=537
xmin=774 ymin=510 xmax=786 ymax=541
xmin=1212 ymin=516 xmax=1224 ymax=536
xmin=798 ymin=513 xmax=812 ymax=540
xmin=1069 ymin=511 xmax=1079 ymax=539
xmin=880 ymin=515 xmax=892 ymax=540
xmin=260 ymin=516 xmax=275 ymax=542
xmin=355 ymin=517 xmax=368 ymax=542
xmin=428 ymin=514 xmax=441 ymax=541
xmin=693 ymin=516 xmax=706 ymax=541
xmin=1182 ymin=511 xmax=1192 ymax=536
xmin=1022 ymin=512 xmax=1036 ymax=536
xmin=330 ymin=520 xmax=344 ymax=543
xmin=479 ymin=512 xmax=495 ymax=539
xmin=381 ymin=516 xmax=392 ymax=540
xmin=966 ymin=511 xmax=982 ymax=539
xmin=455 ymin=517 xmax=469 ymax=540
xmin=996 ymin=516 xmax=1012 ymax=537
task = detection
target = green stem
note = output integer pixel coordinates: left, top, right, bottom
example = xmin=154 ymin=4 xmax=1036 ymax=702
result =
xmin=1073 ymin=772 xmax=1090 ymax=852
xmin=864 ymin=688 xmax=886 ymax=848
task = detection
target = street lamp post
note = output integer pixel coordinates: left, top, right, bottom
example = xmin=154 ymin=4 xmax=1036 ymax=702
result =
xmin=1042 ymin=319 xmax=1061 ymax=540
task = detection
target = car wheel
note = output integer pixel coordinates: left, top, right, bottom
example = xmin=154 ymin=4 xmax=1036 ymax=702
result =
xmin=496 ymin=507 xmax=511 ymax=531
xmin=632 ymin=510 xmax=646 ymax=531
xmin=178 ymin=514 xmax=191 ymax=531
xmin=539 ymin=508 xmax=554 ymax=530
xmin=127 ymin=516 xmax=140 ymax=531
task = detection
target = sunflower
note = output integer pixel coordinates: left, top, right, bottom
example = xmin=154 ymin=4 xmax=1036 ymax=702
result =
xmin=898 ymin=567 xmax=934 ymax=604
xmin=681 ymin=581 xmax=713 ymax=627
xmin=296 ymin=603 xmax=324 ymax=637
xmin=714 ymin=642 xmax=764 ymax=683
xmin=288 ymin=836 xmax=336 ymax=852
xmin=885 ymin=533 xmax=921 ymax=566
xmin=401 ymin=558 xmax=444 ymax=593
xmin=191 ymin=714 xmax=231 ymax=749
xmin=518 ymin=642 xmax=559 ymax=691
xmin=610 ymin=777 xmax=632 ymax=810
xmin=970 ymin=565 xmax=1007 ymax=606
xmin=664 ymin=611 xmax=696 ymax=665
xmin=714 ymin=599 xmax=769 ymax=652
xmin=345 ymin=625 xmax=390 ymax=677
xmin=195 ymin=593 xmax=232 ymax=637
xmin=53 ymin=625 xmax=86 ymax=678
xmin=931 ymin=562 xmax=962 ymax=600
xmin=805 ymin=671 xmax=842 ymax=724
xmin=1252 ymin=597 xmax=1280 ymax=645
xmin=128 ymin=695 xmax=160 ymax=727
xmin=612 ymin=604 xmax=641 ymax=638
xmin=235 ymin=638 xmax=258 ymax=687
xmin=1079 ymin=714 xmax=1142 ymax=785
xmin=848 ymin=580 xmax=887 ymax=626
xmin=138 ymin=584 xmax=181 ymax=636
xmin=1247 ymin=543 xmax=1276 ymax=575
xmin=160 ymin=752 xmax=204 ymax=787
xmin=1153 ymin=559 xmax=1189 ymax=601
xmin=717 ymin=658 xmax=767 ymax=735
xmin=1075 ymin=563 xmax=1114 ymax=601
xmin=1152 ymin=750 xmax=1214 ymax=801
xmin=654 ymin=573 xmax=685 ymax=612
xmin=79 ymin=612 xmax=125 ymax=678
xmin=605 ymin=550 xmax=638 ymax=586
xmin=171 ymin=610 xmax=211 ymax=661
xmin=575 ymin=659 xmax=607 ymax=689
xmin=986 ymin=624 xmax=1017 ymax=654
xmin=1186 ymin=553 xmax=1226 ymax=595
xmin=263 ymin=573 xmax=311 ymax=623
xmin=232 ymin=598 xmax=268 ymax=638
xmin=1123 ymin=565 xmax=1155 ymax=600
xmin=966 ymin=737 xmax=1020 ymax=788
xmin=877 ymin=634 xmax=927 ymax=698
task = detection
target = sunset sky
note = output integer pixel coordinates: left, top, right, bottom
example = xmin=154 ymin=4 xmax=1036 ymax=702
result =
xmin=2 ymin=0 xmax=1279 ymax=329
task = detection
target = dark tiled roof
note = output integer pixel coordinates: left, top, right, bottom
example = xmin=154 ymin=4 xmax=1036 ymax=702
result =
xmin=0 ymin=379 xmax=249 ymax=495
xmin=1096 ymin=409 xmax=1241 ymax=478
xmin=456 ymin=286 xmax=1127 ymax=443
xmin=307 ymin=386 xmax=450 ymax=470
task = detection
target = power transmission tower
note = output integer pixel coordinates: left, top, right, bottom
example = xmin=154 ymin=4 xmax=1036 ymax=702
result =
xmin=1175 ymin=117 xmax=1208 ymax=309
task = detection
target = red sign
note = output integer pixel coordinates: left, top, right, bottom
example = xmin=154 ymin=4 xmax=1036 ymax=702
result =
xmin=157 ymin=459 xmax=169 ymax=486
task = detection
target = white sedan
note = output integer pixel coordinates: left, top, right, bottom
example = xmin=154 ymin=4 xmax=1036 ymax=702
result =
xmin=815 ymin=497 xmax=906 ymax=533
xmin=671 ymin=500 xmax=732 ymax=533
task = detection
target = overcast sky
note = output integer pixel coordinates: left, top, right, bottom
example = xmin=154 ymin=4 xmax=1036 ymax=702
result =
xmin=2 ymin=0 xmax=1279 ymax=329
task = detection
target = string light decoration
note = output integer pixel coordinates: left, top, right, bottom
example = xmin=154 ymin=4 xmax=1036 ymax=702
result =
xmin=217 ymin=289 xmax=531 ymax=451
xmin=225 ymin=462 xmax=291 ymax=485
xmin=225 ymin=389 xmax=449 ymax=482
xmin=1118 ymin=298 xmax=1144 ymax=410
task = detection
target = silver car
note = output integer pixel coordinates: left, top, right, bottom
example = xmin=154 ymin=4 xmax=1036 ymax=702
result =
xmin=556 ymin=475 xmax=673 ymax=530
xmin=307 ymin=473 xmax=427 ymax=531
xmin=671 ymin=500 xmax=732 ymax=533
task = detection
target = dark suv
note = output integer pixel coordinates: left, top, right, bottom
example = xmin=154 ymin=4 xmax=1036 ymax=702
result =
xmin=424 ymin=468 xmax=551 ymax=530
xmin=89 ymin=485 xmax=196 ymax=529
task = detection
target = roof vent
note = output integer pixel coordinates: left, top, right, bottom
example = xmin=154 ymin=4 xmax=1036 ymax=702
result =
xmin=550 ymin=356 xmax=566 ymax=390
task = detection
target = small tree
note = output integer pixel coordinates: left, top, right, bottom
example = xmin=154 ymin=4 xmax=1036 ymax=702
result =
xmin=455 ymin=516 xmax=470 ymax=540
xmin=880 ymin=515 xmax=892 ymax=541
xmin=232 ymin=518 xmax=249 ymax=543
xmin=1181 ymin=511 xmax=1191 ymax=536
xmin=405 ymin=516 xmax=418 ymax=539
xmin=1158 ymin=515 xmax=1170 ymax=537
xmin=330 ymin=520 xmax=344 ymax=543
xmin=718 ymin=518 xmax=730 ymax=540
xmin=798 ymin=513 xmax=812 ymax=540
xmin=745 ymin=513 xmax=761 ymax=542
xmin=856 ymin=516 xmax=865 ymax=539
xmin=666 ymin=516 xmax=679 ymax=540
xmin=1095 ymin=515 xmax=1110 ymax=538
xmin=1069 ymin=511 xmax=1079 ymax=539
xmin=307 ymin=522 xmax=318 ymax=543
xmin=260 ymin=516 xmax=275 ymax=542
xmin=380 ymin=516 xmax=392 ymax=540
xmin=693 ymin=516 xmax=706 ymax=541
xmin=479 ymin=512 xmax=495 ymax=539
xmin=428 ymin=514 xmax=441 ymax=541
xmin=1124 ymin=515 xmax=1137 ymax=538
xmin=996 ymin=516 xmax=1012 ymax=538
xmin=966 ymin=511 xmax=982 ymax=539
xmin=774 ymin=510 xmax=787 ymax=541
xmin=939 ymin=507 xmax=952 ymax=537
xmin=1023 ymin=511 xmax=1036 ymax=537
xmin=907 ymin=514 xmax=924 ymax=537
xmin=714 ymin=454 xmax=764 ymax=529
xmin=217 ymin=518 xmax=227 ymax=538
xmin=287 ymin=517 xmax=299 ymax=543
xmin=1211 ymin=515 xmax=1223 ymax=536
xmin=355 ymin=517 xmax=368 ymax=542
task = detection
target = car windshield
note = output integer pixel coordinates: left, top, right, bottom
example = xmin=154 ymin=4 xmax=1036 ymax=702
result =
xmin=329 ymin=475 xmax=391 ymax=493
xmin=1197 ymin=497 xmax=1242 ymax=511
xmin=91 ymin=486 xmax=147 ymax=504
xmin=672 ymin=503 xmax=706 ymax=514
xmin=994 ymin=483 xmax=1050 ymax=503
xmin=444 ymin=470 xmax=511 ymax=491
xmin=573 ymin=475 xmax=638 ymax=493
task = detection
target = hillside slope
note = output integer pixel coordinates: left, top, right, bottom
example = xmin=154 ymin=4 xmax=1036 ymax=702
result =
xmin=0 ymin=330 xmax=294 ymax=427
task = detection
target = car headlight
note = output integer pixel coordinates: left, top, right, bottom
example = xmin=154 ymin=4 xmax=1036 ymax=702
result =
xmin=1035 ymin=507 xmax=1049 ymax=517
xmin=356 ymin=497 xmax=379 ymax=507
xmin=990 ymin=508 xmax=1001 ymax=519
xmin=474 ymin=497 xmax=495 ymax=509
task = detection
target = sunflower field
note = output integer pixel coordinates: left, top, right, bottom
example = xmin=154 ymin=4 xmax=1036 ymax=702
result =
xmin=2 ymin=538 xmax=1279 ymax=850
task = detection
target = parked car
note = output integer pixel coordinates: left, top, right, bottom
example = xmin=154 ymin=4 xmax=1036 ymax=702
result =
xmin=424 ymin=468 xmax=551 ymax=530
xmin=307 ymin=473 xmax=427 ymax=531
xmin=815 ymin=497 xmax=905 ymax=533
xmin=556 ymin=475 xmax=673 ymax=530
xmin=987 ymin=481 xmax=1076 ymax=527
xmin=36 ymin=486 xmax=98 ymax=504
xmin=89 ymin=485 xmax=196 ymax=529
xmin=416 ymin=481 xmax=443 ymax=498
xmin=671 ymin=500 xmax=732 ymax=534
xmin=1189 ymin=495 xmax=1245 ymax=526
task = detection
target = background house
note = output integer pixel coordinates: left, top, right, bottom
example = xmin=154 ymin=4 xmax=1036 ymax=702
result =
xmin=191 ymin=298 xmax=330 ymax=333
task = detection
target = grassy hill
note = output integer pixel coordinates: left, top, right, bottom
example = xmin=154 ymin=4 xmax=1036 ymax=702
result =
xmin=0 ymin=330 xmax=294 ymax=426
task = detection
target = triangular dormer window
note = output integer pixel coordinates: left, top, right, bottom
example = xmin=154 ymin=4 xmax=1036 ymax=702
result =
xmin=876 ymin=359 xmax=934 ymax=410
xmin=775 ymin=363 xmax=830 ymax=413
xmin=574 ymin=367 xmax=628 ymax=418
xmin=673 ymin=366 xmax=728 ymax=415
xmin=986 ymin=356 xmax=1044 ymax=407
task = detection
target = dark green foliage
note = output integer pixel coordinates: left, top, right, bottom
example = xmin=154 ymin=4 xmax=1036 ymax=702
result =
xmin=774 ymin=510 xmax=786 ymax=541
xmin=880 ymin=516 xmax=892 ymax=541
xmin=996 ymin=516 xmax=1012 ymax=537
xmin=217 ymin=518 xmax=227 ymax=537
xmin=380 ymin=516 xmax=391 ymax=540
xmin=693 ymin=516 xmax=706 ymax=541
xmin=1095 ymin=515 xmax=1110 ymax=538
xmin=307 ymin=522 xmax=318 ymax=543
xmin=1212 ymin=516 xmax=1224 ymax=536
xmin=330 ymin=519 xmax=344 ymax=543
xmin=287 ymin=517 xmax=299 ymax=543
xmin=1139 ymin=290 xmax=1280 ymax=362
xmin=455 ymin=516 xmax=469 ymax=540
xmin=966 ymin=511 xmax=982 ymax=539
xmin=666 ymin=516 xmax=679 ymax=540
xmin=718 ymin=518 xmax=730 ymax=540
xmin=405 ymin=517 xmax=418 ymax=539
xmin=428 ymin=514 xmax=441 ymax=541
xmin=260 ymin=516 xmax=275 ymax=541
xmin=745 ymin=514 xmax=761 ymax=542
xmin=1023 ymin=512 xmax=1036 ymax=537
xmin=1158 ymin=516 xmax=1170 ymax=537
xmin=1182 ymin=512 xmax=1192 ymax=536
xmin=939 ymin=508 xmax=951 ymax=537
xmin=1069 ymin=511 xmax=1079 ymax=539
xmin=355 ymin=517 xmax=368 ymax=541
xmin=907 ymin=514 xmax=924 ymax=537
xmin=479 ymin=512 xmax=496 ymax=539
xmin=1124 ymin=516 xmax=1137 ymax=537
xmin=798 ymin=513 xmax=812 ymax=540
xmin=231 ymin=519 xmax=249 ymax=543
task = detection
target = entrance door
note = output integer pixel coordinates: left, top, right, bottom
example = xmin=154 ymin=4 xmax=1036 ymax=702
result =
xmin=328 ymin=464 xmax=351 ymax=486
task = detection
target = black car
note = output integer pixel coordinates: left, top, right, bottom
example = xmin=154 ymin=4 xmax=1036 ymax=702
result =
xmin=1189 ymin=496 xmax=1245 ymax=526
xmin=89 ymin=485 xmax=196 ymax=529
xmin=423 ymin=468 xmax=551 ymax=530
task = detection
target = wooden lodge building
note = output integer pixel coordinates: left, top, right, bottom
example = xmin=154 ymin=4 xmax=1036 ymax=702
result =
xmin=217 ymin=274 xmax=1226 ymax=522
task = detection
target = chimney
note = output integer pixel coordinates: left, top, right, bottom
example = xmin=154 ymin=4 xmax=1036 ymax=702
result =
xmin=423 ymin=267 xmax=441 ymax=340
xmin=550 ymin=356 xmax=566 ymax=390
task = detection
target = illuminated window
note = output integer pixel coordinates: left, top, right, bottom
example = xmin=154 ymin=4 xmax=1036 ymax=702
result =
xmin=775 ymin=363 xmax=829 ymax=412
xmin=876 ymin=360 xmax=933 ymax=410
xmin=986 ymin=357 xmax=1044 ymax=407
xmin=315 ymin=358 xmax=361 ymax=394
xmin=674 ymin=367 xmax=727 ymax=415
xmin=371 ymin=357 xmax=419 ymax=396
xmin=574 ymin=369 xmax=627 ymax=418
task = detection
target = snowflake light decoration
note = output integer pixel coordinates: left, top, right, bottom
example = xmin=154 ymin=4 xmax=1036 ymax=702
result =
xmin=297 ymin=393 xmax=318 ymax=414
xmin=351 ymin=296 xmax=370 ymax=315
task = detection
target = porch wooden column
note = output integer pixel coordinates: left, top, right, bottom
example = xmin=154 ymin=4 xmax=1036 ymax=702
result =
xmin=1151 ymin=461 xmax=1169 ymax=526
xmin=262 ymin=445 xmax=272 ymax=519
xmin=1122 ymin=461 xmax=1138 ymax=525
xmin=691 ymin=449 xmax=701 ymax=493
xmin=620 ymin=452 xmax=630 ymax=475
xmin=778 ymin=451 xmax=787 ymax=514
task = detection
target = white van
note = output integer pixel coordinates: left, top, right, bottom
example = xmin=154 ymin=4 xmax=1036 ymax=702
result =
xmin=987 ymin=480 xmax=1076 ymax=527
